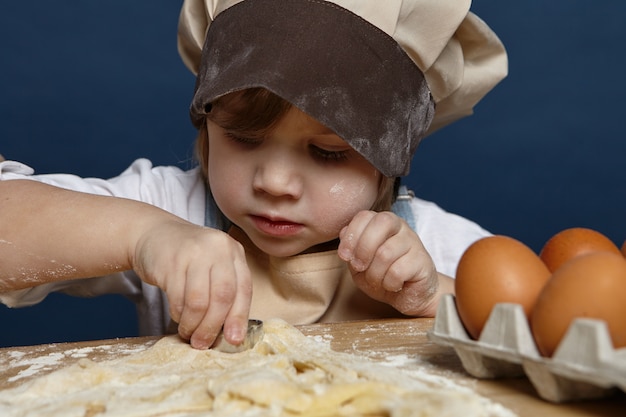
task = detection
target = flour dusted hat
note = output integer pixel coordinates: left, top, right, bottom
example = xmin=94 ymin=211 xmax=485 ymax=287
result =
xmin=178 ymin=0 xmax=508 ymax=177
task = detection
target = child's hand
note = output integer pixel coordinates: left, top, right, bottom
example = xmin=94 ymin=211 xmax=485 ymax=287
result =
xmin=132 ymin=220 xmax=252 ymax=350
xmin=338 ymin=210 xmax=450 ymax=317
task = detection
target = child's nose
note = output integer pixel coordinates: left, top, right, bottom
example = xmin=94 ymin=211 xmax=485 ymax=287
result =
xmin=252 ymin=155 xmax=303 ymax=199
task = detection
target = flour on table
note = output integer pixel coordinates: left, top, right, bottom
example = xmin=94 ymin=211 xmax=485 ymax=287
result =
xmin=3 ymin=342 xmax=154 ymax=383
xmin=0 ymin=319 xmax=516 ymax=417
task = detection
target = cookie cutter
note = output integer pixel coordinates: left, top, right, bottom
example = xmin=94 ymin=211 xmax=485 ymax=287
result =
xmin=211 ymin=319 xmax=264 ymax=353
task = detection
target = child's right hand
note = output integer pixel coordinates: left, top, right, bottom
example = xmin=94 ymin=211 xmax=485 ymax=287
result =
xmin=0 ymin=180 xmax=251 ymax=348
xmin=132 ymin=219 xmax=252 ymax=350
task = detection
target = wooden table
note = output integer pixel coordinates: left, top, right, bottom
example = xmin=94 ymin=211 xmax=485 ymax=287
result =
xmin=1 ymin=318 xmax=624 ymax=416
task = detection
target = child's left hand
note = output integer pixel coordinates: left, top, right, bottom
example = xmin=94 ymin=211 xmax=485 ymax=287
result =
xmin=338 ymin=210 xmax=451 ymax=317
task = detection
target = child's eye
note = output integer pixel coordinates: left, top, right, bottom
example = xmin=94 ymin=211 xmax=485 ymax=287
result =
xmin=310 ymin=145 xmax=349 ymax=163
xmin=225 ymin=132 xmax=261 ymax=147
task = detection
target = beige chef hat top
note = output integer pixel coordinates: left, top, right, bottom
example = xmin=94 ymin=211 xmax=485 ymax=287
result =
xmin=178 ymin=0 xmax=508 ymax=177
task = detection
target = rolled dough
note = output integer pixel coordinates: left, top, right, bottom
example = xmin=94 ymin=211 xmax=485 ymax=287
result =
xmin=0 ymin=319 xmax=515 ymax=416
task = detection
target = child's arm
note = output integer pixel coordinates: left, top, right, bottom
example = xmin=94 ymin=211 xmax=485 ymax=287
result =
xmin=337 ymin=210 xmax=454 ymax=317
xmin=0 ymin=179 xmax=252 ymax=349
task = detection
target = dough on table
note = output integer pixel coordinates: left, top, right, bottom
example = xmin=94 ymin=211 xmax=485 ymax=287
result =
xmin=0 ymin=319 xmax=514 ymax=417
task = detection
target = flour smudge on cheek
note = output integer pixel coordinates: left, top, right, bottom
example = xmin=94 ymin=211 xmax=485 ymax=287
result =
xmin=316 ymin=180 xmax=371 ymax=237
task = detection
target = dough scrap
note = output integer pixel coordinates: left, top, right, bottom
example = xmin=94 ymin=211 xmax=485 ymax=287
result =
xmin=0 ymin=319 xmax=515 ymax=417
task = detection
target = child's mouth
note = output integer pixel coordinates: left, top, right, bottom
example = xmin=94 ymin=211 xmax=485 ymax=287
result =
xmin=250 ymin=215 xmax=304 ymax=237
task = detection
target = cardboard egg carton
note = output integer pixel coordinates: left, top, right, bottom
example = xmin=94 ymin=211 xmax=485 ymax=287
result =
xmin=427 ymin=294 xmax=626 ymax=402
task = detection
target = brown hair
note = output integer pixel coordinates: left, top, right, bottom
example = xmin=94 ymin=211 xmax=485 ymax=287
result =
xmin=195 ymin=88 xmax=396 ymax=211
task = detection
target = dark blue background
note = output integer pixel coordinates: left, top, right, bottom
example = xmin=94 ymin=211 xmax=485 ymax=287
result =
xmin=1 ymin=1 xmax=625 ymax=347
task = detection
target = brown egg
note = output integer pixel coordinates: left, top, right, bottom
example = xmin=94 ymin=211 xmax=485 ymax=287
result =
xmin=455 ymin=235 xmax=551 ymax=339
xmin=539 ymin=227 xmax=621 ymax=273
xmin=531 ymin=251 xmax=626 ymax=357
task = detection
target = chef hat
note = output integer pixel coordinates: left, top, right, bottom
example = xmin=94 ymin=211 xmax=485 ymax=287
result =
xmin=178 ymin=0 xmax=508 ymax=177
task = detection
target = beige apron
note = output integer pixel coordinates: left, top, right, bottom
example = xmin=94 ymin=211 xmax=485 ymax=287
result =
xmin=229 ymin=227 xmax=403 ymax=324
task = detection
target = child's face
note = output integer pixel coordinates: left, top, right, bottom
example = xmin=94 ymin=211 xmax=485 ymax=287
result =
xmin=207 ymin=106 xmax=381 ymax=257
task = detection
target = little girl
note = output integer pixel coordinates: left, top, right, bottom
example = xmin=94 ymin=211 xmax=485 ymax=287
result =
xmin=0 ymin=0 xmax=507 ymax=349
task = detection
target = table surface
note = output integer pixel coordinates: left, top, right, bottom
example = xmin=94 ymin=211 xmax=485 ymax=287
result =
xmin=1 ymin=318 xmax=624 ymax=416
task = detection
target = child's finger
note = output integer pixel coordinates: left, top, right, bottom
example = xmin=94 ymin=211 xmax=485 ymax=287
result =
xmin=368 ymin=236 xmax=412 ymax=292
xmin=382 ymin=247 xmax=439 ymax=314
xmin=165 ymin=273 xmax=186 ymax=324
xmin=221 ymin=257 xmax=253 ymax=345
xmin=338 ymin=210 xmax=376 ymax=265
xmin=188 ymin=261 xmax=239 ymax=349
xmin=177 ymin=262 xmax=215 ymax=344
xmin=349 ymin=212 xmax=402 ymax=272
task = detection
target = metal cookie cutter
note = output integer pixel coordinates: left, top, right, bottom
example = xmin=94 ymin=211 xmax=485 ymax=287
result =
xmin=211 ymin=319 xmax=264 ymax=353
